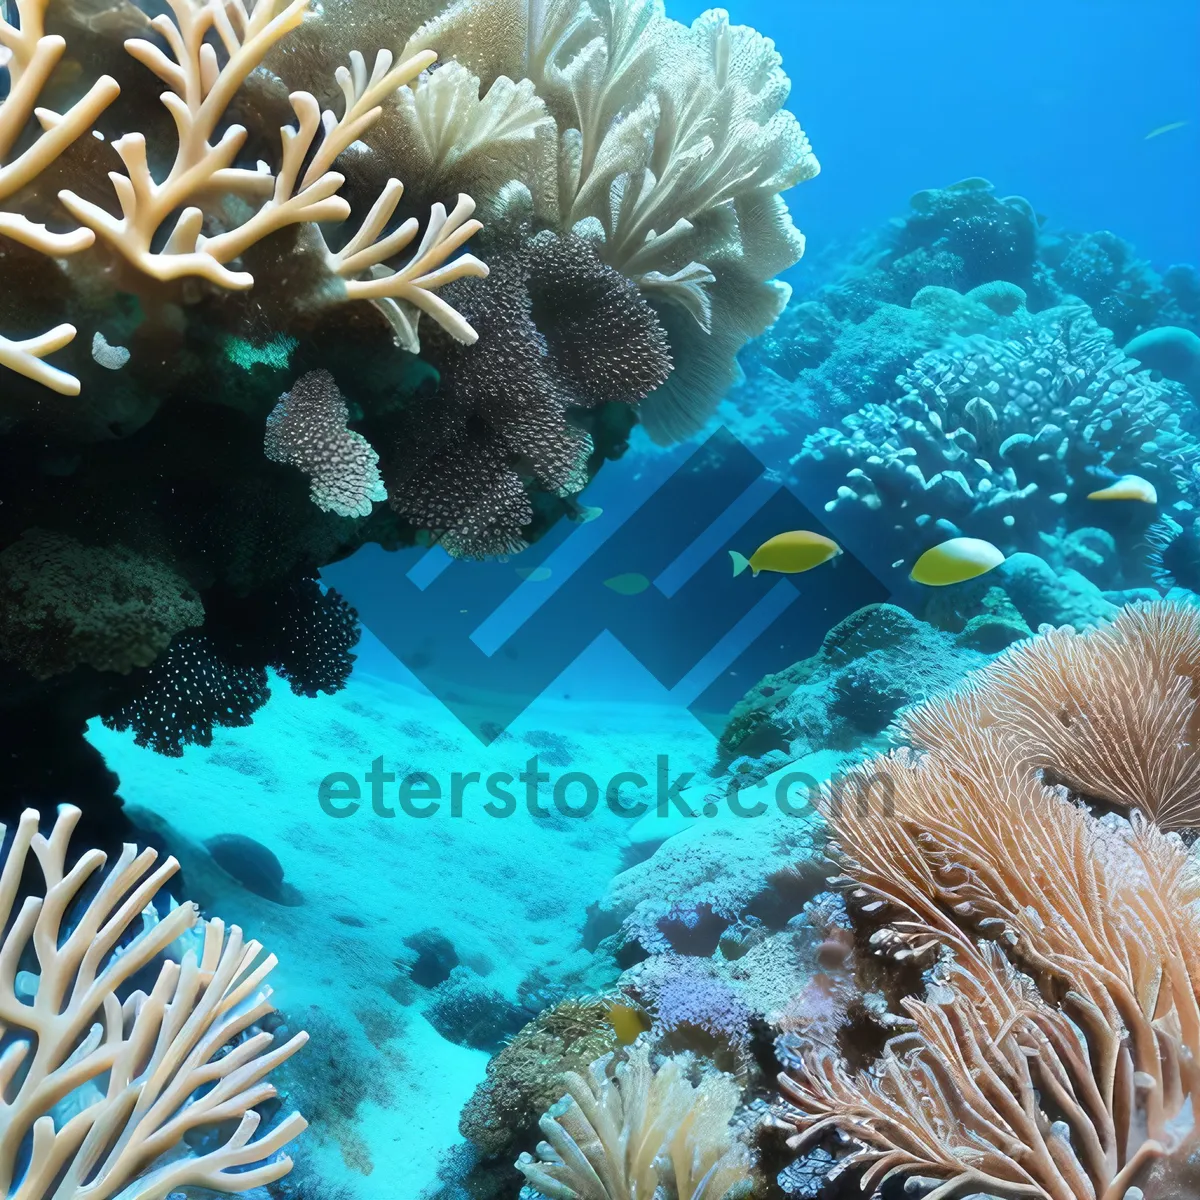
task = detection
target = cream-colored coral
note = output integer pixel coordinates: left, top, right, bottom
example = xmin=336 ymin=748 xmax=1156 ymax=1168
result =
xmin=401 ymin=0 xmax=817 ymax=440
xmin=56 ymin=0 xmax=487 ymax=347
xmin=516 ymin=1044 xmax=751 ymax=1199
xmin=0 ymin=805 xmax=308 ymax=1198
xmin=0 ymin=0 xmax=119 ymax=393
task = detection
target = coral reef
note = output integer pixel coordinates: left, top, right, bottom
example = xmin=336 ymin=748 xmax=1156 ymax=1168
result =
xmin=776 ymin=601 xmax=1200 ymax=1197
xmin=0 ymin=805 xmax=308 ymax=1196
xmin=719 ymin=602 xmax=1002 ymax=766
xmin=0 ymin=0 xmax=813 ymax=826
xmin=458 ymin=997 xmax=619 ymax=1161
xmin=800 ymin=304 xmax=1193 ymax=577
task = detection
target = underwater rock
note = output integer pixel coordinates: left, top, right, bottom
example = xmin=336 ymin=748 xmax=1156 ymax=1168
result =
xmin=424 ymin=967 xmax=527 ymax=1052
xmin=403 ymin=929 xmax=461 ymax=989
xmin=204 ymin=832 xmax=303 ymax=906
xmin=1125 ymin=325 xmax=1200 ymax=397
xmin=720 ymin=603 xmax=992 ymax=766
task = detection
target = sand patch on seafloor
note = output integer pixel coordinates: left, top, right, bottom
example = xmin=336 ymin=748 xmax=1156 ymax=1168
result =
xmin=88 ymin=659 xmax=718 ymax=1196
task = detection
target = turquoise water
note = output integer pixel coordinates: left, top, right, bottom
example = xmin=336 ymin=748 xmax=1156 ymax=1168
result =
xmin=1 ymin=2 xmax=1198 ymax=1199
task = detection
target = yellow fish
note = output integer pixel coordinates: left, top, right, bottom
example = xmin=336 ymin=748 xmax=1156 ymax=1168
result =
xmin=1087 ymin=475 xmax=1157 ymax=503
xmin=604 ymin=572 xmax=651 ymax=595
xmin=730 ymin=530 xmax=841 ymax=578
xmin=605 ymin=1000 xmax=651 ymax=1045
xmin=516 ymin=566 xmax=553 ymax=582
xmin=910 ymin=537 xmax=1005 ymax=586
xmin=1145 ymin=121 xmax=1188 ymax=140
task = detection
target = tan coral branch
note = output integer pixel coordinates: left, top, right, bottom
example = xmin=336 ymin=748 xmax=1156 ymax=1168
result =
xmin=322 ymin=183 xmax=489 ymax=350
xmin=0 ymin=806 xmax=308 ymax=1199
xmin=0 ymin=324 xmax=81 ymax=395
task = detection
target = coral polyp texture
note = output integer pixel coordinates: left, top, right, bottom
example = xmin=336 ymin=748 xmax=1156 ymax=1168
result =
xmin=776 ymin=601 xmax=1200 ymax=1199
xmin=0 ymin=0 xmax=813 ymax=806
xmin=0 ymin=805 xmax=307 ymax=1197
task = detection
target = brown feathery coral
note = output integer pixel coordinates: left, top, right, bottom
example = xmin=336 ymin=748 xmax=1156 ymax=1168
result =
xmin=775 ymin=600 xmax=1200 ymax=1199
xmin=516 ymin=1043 xmax=752 ymax=1200
xmin=905 ymin=600 xmax=1200 ymax=831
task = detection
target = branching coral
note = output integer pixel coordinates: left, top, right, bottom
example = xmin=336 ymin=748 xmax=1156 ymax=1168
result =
xmin=776 ymin=600 xmax=1200 ymax=1199
xmin=516 ymin=1044 xmax=752 ymax=1199
xmin=0 ymin=804 xmax=308 ymax=1197
xmin=0 ymin=0 xmax=119 ymax=393
xmin=46 ymin=0 xmax=488 ymax=348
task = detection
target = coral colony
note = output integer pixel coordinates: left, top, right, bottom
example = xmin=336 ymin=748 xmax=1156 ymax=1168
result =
xmin=2 ymin=1 xmax=1200 ymax=1199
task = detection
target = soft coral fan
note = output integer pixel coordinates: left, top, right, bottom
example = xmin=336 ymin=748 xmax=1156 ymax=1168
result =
xmin=776 ymin=601 xmax=1200 ymax=1199
xmin=397 ymin=0 xmax=818 ymax=441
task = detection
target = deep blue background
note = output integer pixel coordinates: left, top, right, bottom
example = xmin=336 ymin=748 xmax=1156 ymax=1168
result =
xmin=670 ymin=0 xmax=1200 ymax=277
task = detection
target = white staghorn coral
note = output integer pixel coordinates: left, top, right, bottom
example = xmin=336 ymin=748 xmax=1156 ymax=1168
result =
xmin=55 ymin=0 xmax=488 ymax=345
xmin=0 ymin=0 xmax=119 ymax=393
xmin=0 ymin=804 xmax=308 ymax=1198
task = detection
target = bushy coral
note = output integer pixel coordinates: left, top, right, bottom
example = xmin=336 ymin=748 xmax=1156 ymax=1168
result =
xmin=799 ymin=305 xmax=1194 ymax=576
xmin=516 ymin=1045 xmax=753 ymax=1200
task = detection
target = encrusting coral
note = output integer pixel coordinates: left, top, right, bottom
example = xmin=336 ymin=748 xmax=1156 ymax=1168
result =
xmin=775 ymin=601 xmax=1200 ymax=1199
xmin=0 ymin=804 xmax=308 ymax=1197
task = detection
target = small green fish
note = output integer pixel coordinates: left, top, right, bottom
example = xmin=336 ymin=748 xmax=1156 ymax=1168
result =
xmin=604 ymin=572 xmax=651 ymax=596
xmin=516 ymin=566 xmax=553 ymax=582
xmin=1145 ymin=120 xmax=1188 ymax=140
xmin=578 ymin=505 xmax=604 ymax=523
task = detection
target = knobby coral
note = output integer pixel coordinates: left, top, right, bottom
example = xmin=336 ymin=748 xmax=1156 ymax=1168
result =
xmin=776 ymin=601 xmax=1200 ymax=1199
xmin=801 ymin=305 xmax=1192 ymax=570
xmin=516 ymin=1044 xmax=752 ymax=1199
xmin=0 ymin=805 xmax=308 ymax=1197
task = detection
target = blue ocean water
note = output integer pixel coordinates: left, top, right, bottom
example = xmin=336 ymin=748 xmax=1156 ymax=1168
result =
xmin=2 ymin=1 xmax=1199 ymax=1197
